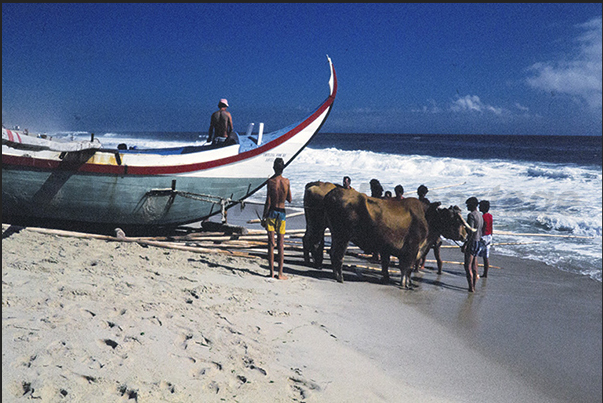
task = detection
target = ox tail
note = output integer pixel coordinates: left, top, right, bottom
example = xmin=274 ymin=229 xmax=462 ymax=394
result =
xmin=416 ymin=238 xmax=429 ymax=261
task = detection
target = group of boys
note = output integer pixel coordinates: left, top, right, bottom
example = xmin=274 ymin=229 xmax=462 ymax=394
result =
xmin=351 ymin=177 xmax=494 ymax=293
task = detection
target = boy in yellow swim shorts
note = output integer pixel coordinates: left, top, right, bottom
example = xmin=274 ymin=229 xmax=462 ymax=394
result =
xmin=266 ymin=208 xmax=287 ymax=234
xmin=262 ymin=158 xmax=292 ymax=279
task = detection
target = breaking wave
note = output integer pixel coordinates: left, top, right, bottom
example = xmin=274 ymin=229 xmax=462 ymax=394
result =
xmin=288 ymin=147 xmax=602 ymax=282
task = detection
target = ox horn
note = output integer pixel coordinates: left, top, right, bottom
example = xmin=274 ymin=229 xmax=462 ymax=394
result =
xmin=457 ymin=212 xmax=476 ymax=233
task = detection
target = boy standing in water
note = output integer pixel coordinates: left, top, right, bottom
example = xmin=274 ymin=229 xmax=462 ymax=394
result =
xmin=479 ymin=200 xmax=493 ymax=278
xmin=262 ymin=158 xmax=292 ymax=280
xmin=463 ymin=197 xmax=483 ymax=292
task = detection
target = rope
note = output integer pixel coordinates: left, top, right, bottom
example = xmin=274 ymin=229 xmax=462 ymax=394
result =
xmin=173 ymin=190 xmax=233 ymax=205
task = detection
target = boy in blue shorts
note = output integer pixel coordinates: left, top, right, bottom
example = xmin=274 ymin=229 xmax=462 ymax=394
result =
xmin=462 ymin=197 xmax=483 ymax=292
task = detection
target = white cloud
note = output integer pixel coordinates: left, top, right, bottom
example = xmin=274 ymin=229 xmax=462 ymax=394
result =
xmin=526 ymin=17 xmax=602 ymax=109
xmin=411 ymin=99 xmax=441 ymax=113
xmin=450 ymin=95 xmax=504 ymax=115
xmin=411 ymin=96 xmax=506 ymax=115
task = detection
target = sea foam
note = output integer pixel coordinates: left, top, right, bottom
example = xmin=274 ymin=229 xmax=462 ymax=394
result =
xmin=286 ymin=147 xmax=602 ymax=281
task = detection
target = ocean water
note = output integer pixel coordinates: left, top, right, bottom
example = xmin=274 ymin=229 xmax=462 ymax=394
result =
xmin=53 ymin=131 xmax=602 ymax=282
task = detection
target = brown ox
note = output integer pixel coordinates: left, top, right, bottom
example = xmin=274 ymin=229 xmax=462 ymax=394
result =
xmin=324 ymin=187 xmax=470 ymax=288
xmin=302 ymin=181 xmax=337 ymax=268
xmin=419 ymin=201 xmax=473 ymax=273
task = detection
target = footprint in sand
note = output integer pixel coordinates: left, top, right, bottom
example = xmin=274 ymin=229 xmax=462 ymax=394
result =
xmin=159 ymin=380 xmax=176 ymax=394
xmin=288 ymin=375 xmax=321 ymax=400
xmin=15 ymin=353 xmax=38 ymax=369
xmin=117 ymin=384 xmax=138 ymax=401
xmin=174 ymin=332 xmax=194 ymax=350
xmin=205 ymin=381 xmax=220 ymax=394
xmin=243 ymin=356 xmax=267 ymax=376
xmin=189 ymin=360 xmax=222 ymax=379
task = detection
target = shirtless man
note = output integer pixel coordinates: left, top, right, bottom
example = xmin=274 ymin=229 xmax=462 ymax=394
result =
xmin=208 ymin=99 xmax=233 ymax=145
xmin=262 ymin=158 xmax=292 ymax=279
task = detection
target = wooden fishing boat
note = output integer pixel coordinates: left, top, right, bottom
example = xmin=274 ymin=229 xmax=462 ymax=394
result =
xmin=2 ymin=57 xmax=337 ymax=232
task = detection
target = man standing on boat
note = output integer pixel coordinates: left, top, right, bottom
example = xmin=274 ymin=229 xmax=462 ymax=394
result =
xmin=262 ymin=158 xmax=292 ymax=280
xmin=208 ymin=98 xmax=233 ymax=145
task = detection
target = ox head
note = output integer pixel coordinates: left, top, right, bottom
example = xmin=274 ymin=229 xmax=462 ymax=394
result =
xmin=426 ymin=203 xmax=473 ymax=242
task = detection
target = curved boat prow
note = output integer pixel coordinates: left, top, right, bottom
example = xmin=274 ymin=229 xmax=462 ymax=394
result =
xmin=327 ymin=55 xmax=336 ymax=97
xmin=240 ymin=55 xmax=337 ymax=166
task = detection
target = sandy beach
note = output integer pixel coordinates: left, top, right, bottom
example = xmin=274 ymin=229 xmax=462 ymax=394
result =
xmin=3 ymin=206 xmax=601 ymax=402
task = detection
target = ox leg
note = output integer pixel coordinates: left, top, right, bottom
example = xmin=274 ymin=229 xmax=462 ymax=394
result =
xmin=406 ymin=239 xmax=427 ymax=289
xmin=434 ymin=243 xmax=443 ymax=275
xmin=403 ymin=266 xmax=415 ymax=289
xmin=303 ymin=228 xmax=326 ymax=269
xmin=314 ymin=235 xmax=325 ymax=269
xmin=329 ymin=238 xmax=348 ymax=283
xmin=380 ymin=254 xmax=391 ymax=284
xmin=398 ymin=254 xmax=417 ymax=290
xmin=302 ymin=232 xmax=311 ymax=265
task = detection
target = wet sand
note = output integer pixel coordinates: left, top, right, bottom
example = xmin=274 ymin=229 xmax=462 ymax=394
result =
xmin=2 ymin=208 xmax=601 ymax=402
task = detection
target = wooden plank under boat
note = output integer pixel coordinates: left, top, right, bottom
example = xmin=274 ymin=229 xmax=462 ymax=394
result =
xmin=2 ymin=57 xmax=338 ymax=232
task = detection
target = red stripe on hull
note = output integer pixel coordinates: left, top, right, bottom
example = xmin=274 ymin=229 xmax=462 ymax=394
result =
xmin=3 ymin=94 xmax=335 ymax=176
xmin=3 ymin=62 xmax=337 ymax=177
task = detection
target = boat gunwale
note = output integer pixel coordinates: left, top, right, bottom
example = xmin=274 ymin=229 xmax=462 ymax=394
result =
xmin=2 ymin=62 xmax=337 ymax=176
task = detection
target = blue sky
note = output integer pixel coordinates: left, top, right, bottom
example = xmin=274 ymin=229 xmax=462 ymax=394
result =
xmin=2 ymin=3 xmax=602 ymax=135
